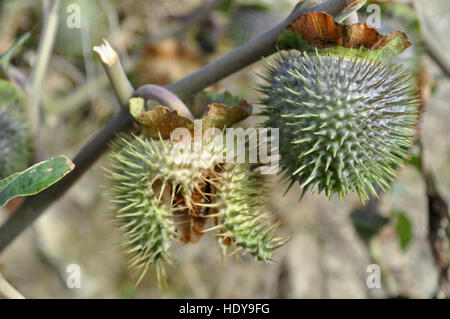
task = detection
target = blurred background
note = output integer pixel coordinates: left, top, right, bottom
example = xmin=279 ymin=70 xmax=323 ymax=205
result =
xmin=0 ymin=0 xmax=449 ymax=298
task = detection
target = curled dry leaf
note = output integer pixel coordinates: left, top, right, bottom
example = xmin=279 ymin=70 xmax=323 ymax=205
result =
xmin=129 ymin=97 xmax=194 ymax=139
xmin=129 ymin=97 xmax=250 ymax=139
xmin=137 ymin=105 xmax=195 ymax=139
xmin=280 ymin=12 xmax=411 ymax=61
xmin=289 ymin=11 xmax=411 ymax=50
xmin=202 ymin=101 xmax=250 ymax=131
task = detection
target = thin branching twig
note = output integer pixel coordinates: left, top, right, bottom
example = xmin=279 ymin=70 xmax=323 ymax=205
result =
xmin=0 ymin=272 xmax=25 ymax=299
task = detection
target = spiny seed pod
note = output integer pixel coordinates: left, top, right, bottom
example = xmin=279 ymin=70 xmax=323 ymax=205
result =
xmin=259 ymin=51 xmax=419 ymax=202
xmin=107 ymin=134 xmax=286 ymax=283
xmin=108 ymin=137 xmax=177 ymax=285
xmin=0 ymin=106 xmax=31 ymax=179
xmin=214 ymin=164 xmax=287 ymax=261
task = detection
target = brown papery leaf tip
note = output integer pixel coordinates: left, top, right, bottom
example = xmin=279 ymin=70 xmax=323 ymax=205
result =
xmin=289 ymin=12 xmax=411 ymax=50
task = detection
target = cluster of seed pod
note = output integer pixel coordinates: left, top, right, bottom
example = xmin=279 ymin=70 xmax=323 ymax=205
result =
xmin=107 ymin=134 xmax=287 ymax=284
xmin=106 ymin=9 xmax=421 ymax=285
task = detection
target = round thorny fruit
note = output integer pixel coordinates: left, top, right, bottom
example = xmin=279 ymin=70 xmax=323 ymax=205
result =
xmin=0 ymin=106 xmax=31 ymax=179
xmin=259 ymin=51 xmax=419 ymax=202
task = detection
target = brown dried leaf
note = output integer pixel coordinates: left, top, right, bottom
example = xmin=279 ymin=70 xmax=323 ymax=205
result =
xmin=130 ymin=97 xmax=250 ymax=139
xmin=135 ymin=106 xmax=194 ymax=139
xmin=288 ymin=11 xmax=411 ymax=51
xmin=202 ymin=102 xmax=250 ymax=130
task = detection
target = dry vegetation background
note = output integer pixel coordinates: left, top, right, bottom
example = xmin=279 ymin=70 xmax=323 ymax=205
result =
xmin=0 ymin=0 xmax=449 ymax=298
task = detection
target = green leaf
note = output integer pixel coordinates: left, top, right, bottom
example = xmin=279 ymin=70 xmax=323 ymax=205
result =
xmin=407 ymin=155 xmax=422 ymax=172
xmin=350 ymin=209 xmax=390 ymax=243
xmin=0 ymin=172 xmax=21 ymax=193
xmin=0 ymin=156 xmax=75 ymax=206
xmin=393 ymin=210 xmax=413 ymax=250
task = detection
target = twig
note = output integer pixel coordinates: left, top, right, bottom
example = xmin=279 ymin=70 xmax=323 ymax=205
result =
xmin=414 ymin=1 xmax=450 ymax=79
xmin=93 ymin=39 xmax=134 ymax=106
xmin=30 ymin=227 xmax=71 ymax=294
xmin=0 ymin=0 xmax=366 ymax=254
xmin=29 ymin=0 xmax=60 ymax=93
xmin=134 ymin=84 xmax=194 ymax=119
xmin=0 ymin=272 xmax=25 ymax=299
xmin=417 ymin=137 xmax=450 ymax=298
xmin=80 ymin=12 xmax=97 ymax=108
xmin=347 ymin=11 xmax=359 ymax=24
xmin=423 ymin=37 xmax=450 ymax=79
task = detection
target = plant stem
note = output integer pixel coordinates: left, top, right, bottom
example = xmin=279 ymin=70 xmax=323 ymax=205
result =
xmin=0 ymin=272 xmax=25 ymax=299
xmin=417 ymin=136 xmax=450 ymax=298
xmin=414 ymin=0 xmax=450 ymax=79
xmin=30 ymin=0 xmax=60 ymax=93
xmin=27 ymin=0 xmax=60 ymax=162
xmin=93 ymin=39 xmax=134 ymax=107
xmin=424 ymin=37 xmax=450 ymax=79
xmin=0 ymin=0 xmax=365 ymax=254
xmin=134 ymin=84 xmax=194 ymax=119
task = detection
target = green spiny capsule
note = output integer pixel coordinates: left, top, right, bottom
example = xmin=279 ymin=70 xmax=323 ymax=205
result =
xmin=106 ymin=134 xmax=287 ymax=282
xmin=0 ymin=106 xmax=31 ymax=179
xmin=107 ymin=136 xmax=179 ymax=285
xmin=214 ymin=164 xmax=287 ymax=262
xmin=259 ymin=51 xmax=419 ymax=202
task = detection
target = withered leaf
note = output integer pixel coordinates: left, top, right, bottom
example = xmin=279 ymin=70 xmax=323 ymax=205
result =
xmin=129 ymin=97 xmax=194 ymax=139
xmin=129 ymin=97 xmax=250 ymax=139
xmin=283 ymin=12 xmax=411 ymax=61
xmin=202 ymin=102 xmax=250 ymax=131
xmin=138 ymin=106 xmax=195 ymax=139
